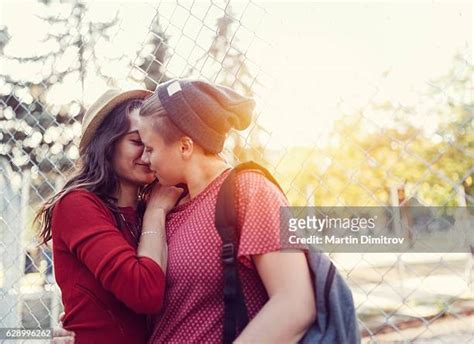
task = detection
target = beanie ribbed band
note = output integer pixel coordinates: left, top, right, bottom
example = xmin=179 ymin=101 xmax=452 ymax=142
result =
xmin=155 ymin=79 xmax=255 ymax=153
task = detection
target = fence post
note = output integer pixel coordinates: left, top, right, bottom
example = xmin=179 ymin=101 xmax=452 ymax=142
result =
xmin=389 ymin=185 xmax=403 ymax=237
xmin=390 ymin=184 xmax=406 ymax=294
xmin=456 ymin=185 xmax=473 ymax=285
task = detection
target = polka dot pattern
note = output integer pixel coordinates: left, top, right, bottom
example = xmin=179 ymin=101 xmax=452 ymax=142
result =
xmin=149 ymin=169 xmax=288 ymax=343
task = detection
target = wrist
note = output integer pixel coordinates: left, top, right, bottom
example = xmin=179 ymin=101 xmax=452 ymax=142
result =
xmin=150 ymin=207 xmax=167 ymax=215
xmin=141 ymin=230 xmax=166 ymax=240
xmin=144 ymin=208 xmax=166 ymax=222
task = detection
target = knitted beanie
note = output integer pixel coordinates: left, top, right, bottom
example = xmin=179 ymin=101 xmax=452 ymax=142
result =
xmin=155 ymin=79 xmax=255 ymax=153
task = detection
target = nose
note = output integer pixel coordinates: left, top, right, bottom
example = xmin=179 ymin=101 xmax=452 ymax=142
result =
xmin=140 ymin=150 xmax=150 ymax=165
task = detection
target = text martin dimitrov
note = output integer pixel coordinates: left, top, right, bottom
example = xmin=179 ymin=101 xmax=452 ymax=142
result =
xmin=287 ymin=216 xmax=405 ymax=245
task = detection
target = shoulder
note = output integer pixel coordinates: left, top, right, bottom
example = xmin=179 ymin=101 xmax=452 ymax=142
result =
xmin=235 ymin=170 xmax=286 ymax=204
xmin=236 ymin=169 xmax=270 ymax=187
xmin=55 ymin=188 xmax=109 ymax=214
xmin=51 ymin=188 xmax=116 ymax=237
xmin=59 ymin=188 xmax=103 ymax=204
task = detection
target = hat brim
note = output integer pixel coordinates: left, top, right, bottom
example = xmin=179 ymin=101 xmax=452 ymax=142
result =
xmin=79 ymin=89 xmax=153 ymax=154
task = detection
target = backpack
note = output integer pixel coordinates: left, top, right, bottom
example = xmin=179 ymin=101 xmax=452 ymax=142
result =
xmin=214 ymin=161 xmax=360 ymax=344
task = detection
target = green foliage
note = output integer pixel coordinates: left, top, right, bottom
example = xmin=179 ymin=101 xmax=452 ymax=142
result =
xmin=270 ymin=54 xmax=473 ymax=207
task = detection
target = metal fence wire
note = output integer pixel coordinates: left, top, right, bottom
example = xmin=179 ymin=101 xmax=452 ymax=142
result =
xmin=0 ymin=1 xmax=473 ymax=343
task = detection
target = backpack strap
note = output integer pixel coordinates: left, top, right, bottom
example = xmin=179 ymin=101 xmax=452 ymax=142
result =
xmin=215 ymin=161 xmax=284 ymax=344
xmin=233 ymin=161 xmax=284 ymax=194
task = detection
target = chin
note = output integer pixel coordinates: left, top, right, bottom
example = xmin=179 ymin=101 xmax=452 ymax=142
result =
xmin=135 ymin=174 xmax=155 ymax=185
xmin=144 ymin=176 xmax=156 ymax=184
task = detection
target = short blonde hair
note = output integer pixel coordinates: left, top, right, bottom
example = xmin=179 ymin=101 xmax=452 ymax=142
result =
xmin=140 ymin=92 xmax=184 ymax=145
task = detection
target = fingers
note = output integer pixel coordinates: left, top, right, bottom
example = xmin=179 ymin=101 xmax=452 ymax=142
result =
xmin=52 ymin=337 xmax=75 ymax=344
xmin=146 ymin=183 xmax=188 ymax=213
xmin=58 ymin=312 xmax=65 ymax=323
xmin=171 ymin=185 xmax=185 ymax=195
xmin=150 ymin=182 xmax=163 ymax=195
xmin=51 ymin=336 xmax=75 ymax=344
xmin=52 ymin=328 xmax=74 ymax=337
xmin=52 ymin=327 xmax=75 ymax=344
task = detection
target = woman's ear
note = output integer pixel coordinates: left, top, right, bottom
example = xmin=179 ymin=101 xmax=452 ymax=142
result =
xmin=179 ymin=136 xmax=194 ymax=158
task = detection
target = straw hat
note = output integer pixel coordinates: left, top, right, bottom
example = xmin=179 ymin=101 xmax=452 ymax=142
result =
xmin=79 ymin=89 xmax=153 ymax=154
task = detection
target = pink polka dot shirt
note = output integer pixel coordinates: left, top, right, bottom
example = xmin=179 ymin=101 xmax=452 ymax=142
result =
xmin=149 ymin=169 xmax=288 ymax=343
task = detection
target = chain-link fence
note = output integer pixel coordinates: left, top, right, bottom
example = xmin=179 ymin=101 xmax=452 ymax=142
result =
xmin=1 ymin=0 xmax=473 ymax=343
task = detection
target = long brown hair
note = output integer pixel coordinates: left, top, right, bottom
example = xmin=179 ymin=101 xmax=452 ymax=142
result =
xmin=36 ymin=99 xmax=147 ymax=245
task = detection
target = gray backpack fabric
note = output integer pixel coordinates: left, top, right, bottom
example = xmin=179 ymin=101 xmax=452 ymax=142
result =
xmin=299 ymin=252 xmax=360 ymax=343
xmin=215 ymin=161 xmax=360 ymax=344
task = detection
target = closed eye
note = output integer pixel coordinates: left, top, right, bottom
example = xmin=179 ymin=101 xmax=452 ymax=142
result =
xmin=131 ymin=139 xmax=143 ymax=145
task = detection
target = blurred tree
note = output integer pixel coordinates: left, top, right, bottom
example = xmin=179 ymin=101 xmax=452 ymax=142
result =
xmin=0 ymin=0 xmax=126 ymax=200
xmin=282 ymin=52 xmax=474 ymax=207
xmin=0 ymin=26 xmax=9 ymax=54
xmin=422 ymin=52 xmax=474 ymax=205
xmin=133 ymin=17 xmax=170 ymax=91
xmin=184 ymin=0 xmax=264 ymax=164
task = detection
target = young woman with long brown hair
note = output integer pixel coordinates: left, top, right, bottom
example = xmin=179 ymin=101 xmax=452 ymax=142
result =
xmin=36 ymin=89 xmax=183 ymax=344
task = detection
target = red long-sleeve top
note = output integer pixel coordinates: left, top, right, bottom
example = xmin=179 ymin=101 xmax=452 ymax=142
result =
xmin=51 ymin=189 xmax=165 ymax=344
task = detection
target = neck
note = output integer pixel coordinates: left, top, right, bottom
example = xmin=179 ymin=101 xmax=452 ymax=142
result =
xmin=114 ymin=181 xmax=139 ymax=208
xmin=185 ymin=156 xmax=230 ymax=199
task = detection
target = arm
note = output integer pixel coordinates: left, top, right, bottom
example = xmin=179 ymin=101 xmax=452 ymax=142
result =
xmin=232 ymin=172 xmax=316 ymax=343
xmin=53 ymin=189 xmax=175 ymax=314
xmin=137 ymin=208 xmax=167 ymax=270
xmin=137 ymin=183 xmax=184 ymax=273
xmin=235 ymin=251 xmax=315 ymax=343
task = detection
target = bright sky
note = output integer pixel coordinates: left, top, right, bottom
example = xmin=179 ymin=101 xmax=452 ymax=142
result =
xmin=0 ymin=0 xmax=472 ymax=148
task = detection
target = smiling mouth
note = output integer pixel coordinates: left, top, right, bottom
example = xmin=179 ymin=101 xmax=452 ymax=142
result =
xmin=136 ymin=163 xmax=153 ymax=171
